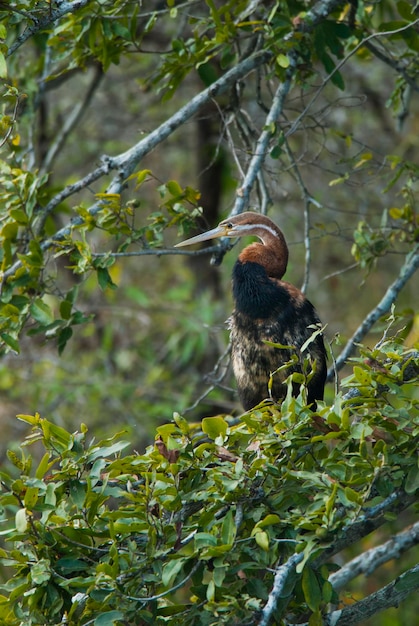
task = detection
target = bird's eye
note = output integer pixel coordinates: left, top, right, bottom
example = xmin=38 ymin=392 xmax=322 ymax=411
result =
xmin=226 ymin=222 xmax=233 ymax=229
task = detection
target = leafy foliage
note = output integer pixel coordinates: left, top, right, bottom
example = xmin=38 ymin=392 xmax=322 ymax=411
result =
xmin=0 ymin=339 xmax=417 ymax=625
xmin=0 ymin=1 xmax=419 ymax=624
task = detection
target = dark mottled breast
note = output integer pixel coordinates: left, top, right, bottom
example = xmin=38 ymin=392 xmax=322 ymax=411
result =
xmin=230 ymin=260 xmax=326 ymax=410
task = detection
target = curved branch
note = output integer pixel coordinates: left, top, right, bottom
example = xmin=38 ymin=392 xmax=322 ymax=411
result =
xmin=324 ymin=564 xmax=419 ymax=626
xmin=330 ymin=521 xmax=419 ymax=591
xmin=328 ymin=245 xmax=419 ymax=379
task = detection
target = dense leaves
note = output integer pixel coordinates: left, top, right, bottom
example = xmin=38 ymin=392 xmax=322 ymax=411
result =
xmin=0 ymin=338 xmax=417 ymax=625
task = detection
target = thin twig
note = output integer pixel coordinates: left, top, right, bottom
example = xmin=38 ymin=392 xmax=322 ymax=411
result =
xmin=39 ymin=64 xmax=104 ymax=177
xmin=285 ymin=19 xmax=419 ymax=141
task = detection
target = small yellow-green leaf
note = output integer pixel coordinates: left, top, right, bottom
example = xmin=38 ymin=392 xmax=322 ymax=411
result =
xmin=35 ymin=452 xmax=53 ymax=479
xmin=201 ymin=416 xmax=228 ymax=440
xmin=354 ymin=152 xmax=372 ymax=168
xmin=254 ymin=514 xmax=281 ymax=529
xmin=389 ymin=207 xmax=404 ymax=220
xmin=167 ymin=180 xmax=183 ymax=196
xmin=276 ymin=53 xmax=290 ymax=68
xmin=353 ymin=365 xmax=371 ymax=385
xmin=254 ymin=529 xmax=269 ymax=551
xmin=0 ymin=52 xmax=7 ymax=79
xmin=329 ymin=174 xmax=349 ymax=186
xmin=15 ymin=508 xmax=27 ymax=533
xmin=24 ymin=487 xmax=39 ymax=510
xmin=173 ymin=412 xmax=190 ymax=435
xmin=344 ymin=486 xmax=362 ymax=504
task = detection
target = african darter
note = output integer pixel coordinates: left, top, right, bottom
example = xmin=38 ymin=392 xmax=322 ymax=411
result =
xmin=176 ymin=212 xmax=327 ymax=410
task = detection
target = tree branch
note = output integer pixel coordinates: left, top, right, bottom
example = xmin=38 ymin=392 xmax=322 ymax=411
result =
xmin=210 ymin=0 xmax=347 ymax=266
xmin=324 ymin=564 xmax=419 ymax=626
xmin=260 ymin=489 xmax=415 ymax=626
xmin=39 ymin=64 xmax=104 ymax=178
xmin=329 ymin=521 xmax=419 ymax=591
xmin=6 ymin=0 xmax=94 ymax=57
xmin=328 ymin=245 xmax=419 ymax=380
xmin=257 ymin=552 xmax=303 ymax=626
xmin=314 ymin=489 xmax=415 ymax=568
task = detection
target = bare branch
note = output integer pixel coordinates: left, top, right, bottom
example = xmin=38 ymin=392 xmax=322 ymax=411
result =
xmin=325 ymin=564 xmax=419 ymax=626
xmin=283 ymin=139 xmax=323 ymax=294
xmin=39 ymin=64 xmax=104 ymax=178
xmin=6 ymin=0 xmax=94 ymax=57
xmin=329 ymin=245 xmax=419 ymax=379
xmin=330 ymin=521 xmax=419 ymax=591
xmin=91 ymin=246 xmax=220 ymax=258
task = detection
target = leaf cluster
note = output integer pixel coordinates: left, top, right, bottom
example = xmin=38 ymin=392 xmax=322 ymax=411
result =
xmin=0 ymin=339 xmax=417 ymax=625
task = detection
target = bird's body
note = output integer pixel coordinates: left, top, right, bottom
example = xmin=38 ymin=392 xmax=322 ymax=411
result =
xmin=176 ymin=212 xmax=327 ymax=410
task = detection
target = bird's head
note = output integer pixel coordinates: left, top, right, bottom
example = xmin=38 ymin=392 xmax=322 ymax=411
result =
xmin=174 ymin=212 xmax=278 ymax=247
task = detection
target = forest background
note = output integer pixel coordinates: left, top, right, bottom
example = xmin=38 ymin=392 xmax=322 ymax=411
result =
xmin=0 ymin=1 xmax=418 ymax=625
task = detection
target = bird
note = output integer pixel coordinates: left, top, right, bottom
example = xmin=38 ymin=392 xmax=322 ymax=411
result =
xmin=175 ymin=212 xmax=327 ymax=411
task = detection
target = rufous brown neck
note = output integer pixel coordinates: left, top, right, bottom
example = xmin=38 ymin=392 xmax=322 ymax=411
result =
xmin=238 ymin=226 xmax=289 ymax=280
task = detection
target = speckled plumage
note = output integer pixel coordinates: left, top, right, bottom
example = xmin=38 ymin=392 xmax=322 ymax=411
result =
xmin=175 ymin=211 xmax=327 ymax=410
xmin=229 ymin=259 xmax=326 ymax=410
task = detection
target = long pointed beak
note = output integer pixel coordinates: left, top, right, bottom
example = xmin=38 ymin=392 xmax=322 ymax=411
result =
xmin=174 ymin=225 xmax=227 ymax=247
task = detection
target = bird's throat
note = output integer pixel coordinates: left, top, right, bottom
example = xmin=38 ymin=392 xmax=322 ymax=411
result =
xmin=232 ymin=260 xmax=289 ymax=319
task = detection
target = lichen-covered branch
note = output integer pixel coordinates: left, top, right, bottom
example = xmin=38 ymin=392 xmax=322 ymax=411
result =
xmin=329 ymin=245 xmax=419 ymax=379
xmin=324 ymin=564 xmax=419 ymax=626
xmin=330 ymin=521 xmax=419 ymax=591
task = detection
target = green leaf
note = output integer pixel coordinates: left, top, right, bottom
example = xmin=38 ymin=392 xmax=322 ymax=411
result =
xmin=0 ymin=332 xmax=20 ymax=353
xmin=405 ymin=464 xmax=419 ymax=494
xmin=194 ymin=532 xmax=218 ymax=549
xmin=221 ymin=510 xmax=236 ymax=546
xmin=58 ymin=326 xmax=73 ymax=355
xmin=15 ymin=508 xmax=27 ymax=533
xmin=201 ymin=416 xmax=228 ymax=440
xmin=254 ymin=514 xmax=281 ymax=528
xmin=30 ymin=559 xmax=51 ymax=585
xmin=254 ymin=529 xmax=269 ymax=551
xmin=167 ymin=180 xmax=183 ymax=196
xmin=0 ymin=53 xmax=7 ymax=79
xmin=97 ymin=267 xmax=117 ymax=290
xmin=94 ymin=611 xmax=124 ymax=626
xmin=162 ymin=558 xmax=185 ymax=587
xmin=30 ymin=299 xmax=54 ymax=326
xmin=302 ymin=566 xmax=322 ymax=612
xmin=276 ymin=53 xmax=290 ymax=68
